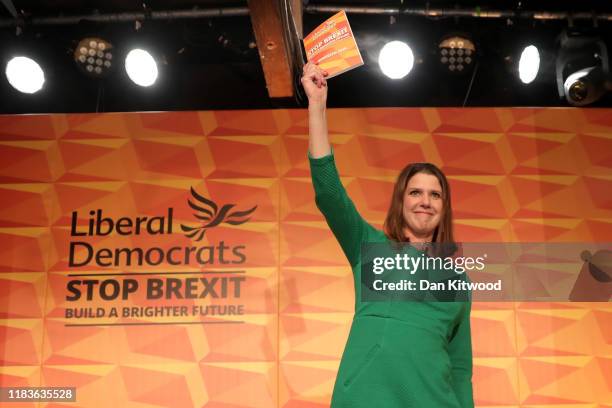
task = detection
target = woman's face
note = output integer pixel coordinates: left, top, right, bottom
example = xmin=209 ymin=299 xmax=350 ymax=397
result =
xmin=402 ymin=172 xmax=444 ymax=239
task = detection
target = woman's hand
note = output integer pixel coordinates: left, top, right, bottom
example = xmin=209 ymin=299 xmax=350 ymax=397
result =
xmin=301 ymin=62 xmax=329 ymax=106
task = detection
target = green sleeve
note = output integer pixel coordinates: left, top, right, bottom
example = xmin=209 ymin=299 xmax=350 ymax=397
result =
xmin=308 ymin=152 xmax=371 ymax=267
xmin=448 ymin=301 xmax=474 ymax=408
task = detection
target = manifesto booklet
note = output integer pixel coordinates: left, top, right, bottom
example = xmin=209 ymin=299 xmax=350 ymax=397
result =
xmin=303 ymin=10 xmax=364 ymax=78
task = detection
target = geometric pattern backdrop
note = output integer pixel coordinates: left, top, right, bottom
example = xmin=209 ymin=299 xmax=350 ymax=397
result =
xmin=0 ymin=108 xmax=610 ymax=407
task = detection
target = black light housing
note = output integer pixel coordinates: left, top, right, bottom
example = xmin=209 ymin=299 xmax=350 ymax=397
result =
xmin=556 ymin=29 xmax=611 ymax=106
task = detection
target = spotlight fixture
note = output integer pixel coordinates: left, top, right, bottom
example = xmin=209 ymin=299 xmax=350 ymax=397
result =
xmin=124 ymin=48 xmax=158 ymax=87
xmin=74 ymin=37 xmax=114 ymax=78
xmin=556 ymin=30 xmax=610 ymax=106
xmin=5 ymin=56 xmax=45 ymax=94
xmin=563 ymin=66 xmax=612 ymax=106
xmin=518 ymin=45 xmax=540 ymax=84
xmin=378 ymin=40 xmax=414 ymax=79
xmin=438 ymin=35 xmax=476 ymax=73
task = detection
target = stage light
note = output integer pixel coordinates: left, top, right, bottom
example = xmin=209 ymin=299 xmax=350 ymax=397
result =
xmin=438 ymin=35 xmax=475 ymax=73
xmin=563 ymin=66 xmax=612 ymax=106
xmin=518 ymin=45 xmax=540 ymax=84
xmin=378 ymin=41 xmax=414 ymax=79
xmin=125 ymin=48 xmax=158 ymax=87
xmin=556 ymin=30 xmax=610 ymax=106
xmin=5 ymin=56 xmax=45 ymax=94
xmin=74 ymin=37 xmax=114 ymax=78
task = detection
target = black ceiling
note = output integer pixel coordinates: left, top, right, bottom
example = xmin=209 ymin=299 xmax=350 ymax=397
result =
xmin=1 ymin=0 xmax=612 ymax=113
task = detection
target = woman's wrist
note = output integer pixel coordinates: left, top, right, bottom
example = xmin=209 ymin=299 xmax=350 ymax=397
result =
xmin=308 ymin=100 xmax=327 ymax=111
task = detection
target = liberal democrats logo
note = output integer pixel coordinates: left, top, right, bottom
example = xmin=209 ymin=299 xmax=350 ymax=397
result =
xmin=180 ymin=187 xmax=257 ymax=241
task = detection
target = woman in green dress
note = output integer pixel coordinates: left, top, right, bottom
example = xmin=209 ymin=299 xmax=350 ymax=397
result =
xmin=300 ymin=62 xmax=474 ymax=408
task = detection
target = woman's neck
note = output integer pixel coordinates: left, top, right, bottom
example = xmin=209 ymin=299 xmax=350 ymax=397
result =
xmin=403 ymin=228 xmax=433 ymax=243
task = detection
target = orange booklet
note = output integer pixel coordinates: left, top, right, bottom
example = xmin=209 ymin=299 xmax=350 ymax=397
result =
xmin=303 ymin=10 xmax=364 ymax=78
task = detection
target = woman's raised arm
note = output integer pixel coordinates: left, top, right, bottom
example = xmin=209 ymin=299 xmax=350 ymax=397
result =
xmin=302 ymin=62 xmax=375 ymax=266
xmin=300 ymin=62 xmax=331 ymax=158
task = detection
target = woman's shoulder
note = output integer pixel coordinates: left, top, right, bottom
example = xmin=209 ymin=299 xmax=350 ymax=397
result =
xmin=364 ymin=225 xmax=390 ymax=242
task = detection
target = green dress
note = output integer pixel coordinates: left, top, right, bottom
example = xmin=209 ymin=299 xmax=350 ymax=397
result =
xmin=309 ymin=153 xmax=474 ymax=408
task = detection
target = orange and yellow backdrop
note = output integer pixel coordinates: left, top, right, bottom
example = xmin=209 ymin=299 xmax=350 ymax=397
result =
xmin=0 ymin=108 xmax=611 ymax=407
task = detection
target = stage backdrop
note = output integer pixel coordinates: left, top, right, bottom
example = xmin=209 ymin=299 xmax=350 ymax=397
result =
xmin=0 ymin=108 xmax=611 ymax=407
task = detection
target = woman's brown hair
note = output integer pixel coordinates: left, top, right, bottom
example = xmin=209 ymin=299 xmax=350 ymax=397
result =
xmin=383 ymin=162 xmax=455 ymax=245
